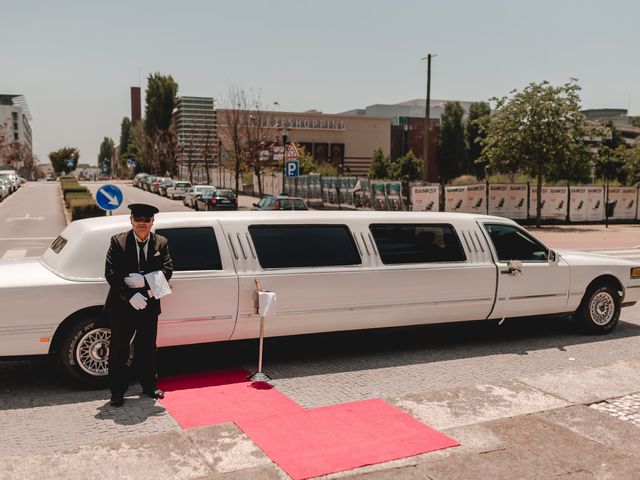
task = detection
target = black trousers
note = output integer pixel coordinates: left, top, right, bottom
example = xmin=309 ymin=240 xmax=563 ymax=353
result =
xmin=108 ymin=310 xmax=159 ymax=396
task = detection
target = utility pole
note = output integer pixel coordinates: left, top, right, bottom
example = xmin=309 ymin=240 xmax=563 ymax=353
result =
xmin=421 ymin=54 xmax=435 ymax=182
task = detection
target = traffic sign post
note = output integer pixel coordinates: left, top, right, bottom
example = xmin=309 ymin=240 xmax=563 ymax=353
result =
xmin=286 ymin=143 xmax=300 ymax=160
xmin=285 ymin=159 xmax=299 ymax=177
xmin=95 ymin=184 xmax=124 ymax=215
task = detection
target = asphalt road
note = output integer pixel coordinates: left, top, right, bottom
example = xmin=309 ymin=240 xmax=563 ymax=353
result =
xmin=0 ymin=182 xmax=65 ymax=259
xmin=3 ymin=181 xmax=640 ymax=458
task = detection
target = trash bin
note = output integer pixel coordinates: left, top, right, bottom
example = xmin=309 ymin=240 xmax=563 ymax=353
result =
xmin=605 ymin=200 xmax=616 ymax=218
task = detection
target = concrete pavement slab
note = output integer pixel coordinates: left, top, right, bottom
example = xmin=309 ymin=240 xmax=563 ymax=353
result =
xmin=518 ymin=358 xmax=640 ymax=404
xmin=388 ymin=379 xmax=569 ymax=430
xmin=539 ymin=405 xmax=640 ymax=462
xmin=185 ymin=423 xmax=283 ymax=476
xmin=484 ymin=415 xmax=640 ymax=478
xmin=0 ymin=430 xmax=213 ymax=480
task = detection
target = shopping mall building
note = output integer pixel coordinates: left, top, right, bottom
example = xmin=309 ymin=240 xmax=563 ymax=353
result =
xmin=215 ymin=108 xmax=391 ymax=177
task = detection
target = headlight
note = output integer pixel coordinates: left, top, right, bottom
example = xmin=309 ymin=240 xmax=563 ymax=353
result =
xmin=631 ymin=267 xmax=640 ymax=279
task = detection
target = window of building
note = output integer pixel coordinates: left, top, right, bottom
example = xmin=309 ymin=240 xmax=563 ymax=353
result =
xmin=483 ymin=223 xmax=548 ymax=262
xmin=369 ymin=223 xmax=466 ymax=264
xmin=155 ymin=227 xmax=222 ymax=270
xmin=249 ymin=225 xmax=361 ymax=268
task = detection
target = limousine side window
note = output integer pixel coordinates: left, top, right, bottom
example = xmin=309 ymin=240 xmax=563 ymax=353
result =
xmin=483 ymin=223 xmax=548 ymax=262
xmin=369 ymin=224 xmax=466 ymax=264
xmin=249 ymin=225 xmax=361 ymax=268
xmin=155 ymin=227 xmax=222 ymax=271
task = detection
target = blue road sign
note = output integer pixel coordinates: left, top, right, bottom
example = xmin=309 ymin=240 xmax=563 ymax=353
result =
xmin=96 ymin=184 xmax=123 ymax=211
xmin=66 ymin=159 xmax=74 ymax=168
xmin=285 ymin=159 xmax=299 ymax=177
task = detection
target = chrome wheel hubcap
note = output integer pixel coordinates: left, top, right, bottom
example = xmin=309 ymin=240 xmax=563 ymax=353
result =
xmin=76 ymin=328 xmax=111 ymax=376
xmin=590 ymin=292 xmax=615 ymax=326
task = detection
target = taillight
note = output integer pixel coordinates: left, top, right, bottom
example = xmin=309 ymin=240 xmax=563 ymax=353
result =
xmin=274 ymin=200 xmax=279 ymax=209
xmin=210 ymin=198 xmax=217 ymax=205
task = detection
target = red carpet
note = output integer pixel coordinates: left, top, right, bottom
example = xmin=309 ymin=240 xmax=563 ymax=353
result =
xmin=158 ymin=368 xmax=304 ymax=428
xmin=159 ymin=370 xmax=459 ymax=479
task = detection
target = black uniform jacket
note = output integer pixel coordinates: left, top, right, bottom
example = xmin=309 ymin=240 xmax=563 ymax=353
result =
xmin=104 ymin=230 xmax=173 ymax=318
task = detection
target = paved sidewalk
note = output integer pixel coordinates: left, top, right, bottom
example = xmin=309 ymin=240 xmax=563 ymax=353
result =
xmin=2 ymin=358 xmax=640 ymax=480
xmin=528 ymin=223 xmax=640 ymax=249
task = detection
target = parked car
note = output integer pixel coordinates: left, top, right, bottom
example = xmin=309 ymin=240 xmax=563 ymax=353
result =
xmin=133 ymin=173 xmax=148 ymax=188
xmin=150 ymin=177 xmax=169 ymax=194
xmin=183 ymin=185 xmax=214 ymax=208
xmin=195 ymin=189 xmax=238 ymax=211
xmin=142 ymin=175 xmax=157 ymax=191
xmin=252 ymin=195 xmax=308 ymax=210
xmin=166 ymin=181 xmax=192 ymax=200
xmin=2 ymin=211 xmax=640 ymax=387
xmin=158 ymin=178 xmax=175 ymax=197
xmin=0 ymin=178 xmax=9 ymax=199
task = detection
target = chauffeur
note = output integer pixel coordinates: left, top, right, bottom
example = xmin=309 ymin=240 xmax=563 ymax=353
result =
xmin=104 ymin=203 xmax=173 ymax=407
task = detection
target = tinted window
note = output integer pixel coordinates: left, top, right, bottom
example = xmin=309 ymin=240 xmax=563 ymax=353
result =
xmin=155 ymin=227 xmax=222 ymax=270
xmin=483 ymin=224 xmax=548 ymax=261
xmin=249 ymin=225 xmax=361 ymax=268
xmin=370 ymin=223 xmax=466 ymax=264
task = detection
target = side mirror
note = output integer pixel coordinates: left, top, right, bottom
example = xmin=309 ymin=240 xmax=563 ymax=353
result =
xmin=548 ymin=250 xmax=560 ymax=264
xmin=252 ymin=203 xmax=258 ymax=207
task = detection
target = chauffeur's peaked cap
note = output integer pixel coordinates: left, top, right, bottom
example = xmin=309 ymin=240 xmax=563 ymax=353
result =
xmin=128 ymin=203 xmax=159 ymax=217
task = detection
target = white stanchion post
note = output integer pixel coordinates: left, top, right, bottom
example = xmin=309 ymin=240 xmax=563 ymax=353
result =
xmin=248 ymin=278 xmax=273 ymax=383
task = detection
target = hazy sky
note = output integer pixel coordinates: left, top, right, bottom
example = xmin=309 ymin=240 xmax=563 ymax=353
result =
xmin=4 ymin=0 xmax=639 ymax=165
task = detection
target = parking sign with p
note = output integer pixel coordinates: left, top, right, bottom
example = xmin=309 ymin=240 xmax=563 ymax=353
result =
xmin=285 ymin=159 xmax=299 ymax=177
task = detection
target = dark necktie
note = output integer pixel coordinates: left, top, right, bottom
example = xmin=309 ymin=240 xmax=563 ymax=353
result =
xmin=137 ymin=241 xmax=147 ymax=273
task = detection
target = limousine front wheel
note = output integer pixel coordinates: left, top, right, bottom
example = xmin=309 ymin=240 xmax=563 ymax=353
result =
xmin=56 ymin=316 xmax=133 ymax=388
xmin=576 ymin=283 xmax=621 ymax=334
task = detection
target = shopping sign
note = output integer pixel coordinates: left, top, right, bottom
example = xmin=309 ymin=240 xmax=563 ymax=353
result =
xmin=286 ymin=143 xmax=300 ymax=159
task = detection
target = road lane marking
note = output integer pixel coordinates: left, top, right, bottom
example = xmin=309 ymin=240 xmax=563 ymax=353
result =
xmin=1 ymin=249 xmax=27 ymax=260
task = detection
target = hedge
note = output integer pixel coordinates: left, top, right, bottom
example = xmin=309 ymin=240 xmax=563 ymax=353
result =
xmin=59 ymin=177 xmax=105 ymax=221
xmin=68 ymin=197 xmax=105 ymax=221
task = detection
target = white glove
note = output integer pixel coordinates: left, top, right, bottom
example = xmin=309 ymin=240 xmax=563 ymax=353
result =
xmin=129 ymin=292 xmax=147 ymax=310
xmin=124 ymin=273 xmax=145 ymax=289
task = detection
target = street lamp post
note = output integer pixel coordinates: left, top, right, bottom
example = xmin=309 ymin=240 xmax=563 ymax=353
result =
xmin=421 ymin=53 xmax=436 ymax=183
xmin=281 ymin=126 xmax=288 ymax=195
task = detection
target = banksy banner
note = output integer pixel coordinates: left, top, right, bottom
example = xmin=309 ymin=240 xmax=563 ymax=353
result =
xmin=371 ymin=182 xmax=389 ymax=210
xmin=529 ymin=186 xmax=568 ymax=220
xmin=587 ymin=187 xmax=604 ymax=221
xmin=321 ymin=177 xmax=338 ymax=205
xmin=607 ymin=187 xmax=638 ymax=220
xmin=411 ymin=185 xmax=440 ymax=211
xmin=445 ymin=184 xmax=486 ymax=213
xmin=385 ymin=182 xmax=403 ymax=211
xmin=507 ymin=184 xmax=528 ymax=219
xmin=488 ymin=184 xmax=509 ymax=217
xmin=569 ymin=187 xmax=588 ymax=222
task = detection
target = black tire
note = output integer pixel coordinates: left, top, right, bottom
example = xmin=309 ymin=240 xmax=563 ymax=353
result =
xmin=55 ymin=314 xmax=133 ymax=388
xmin=574 ymin=283 xmax=621 ymax=334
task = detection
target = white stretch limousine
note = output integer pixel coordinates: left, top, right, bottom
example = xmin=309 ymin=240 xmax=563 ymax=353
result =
xmin=2 ymin=211 xmax=640 ymax=386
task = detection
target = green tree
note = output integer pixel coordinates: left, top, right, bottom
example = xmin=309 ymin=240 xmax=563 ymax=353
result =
xmin=119 ymin=117 xmax=131 ymax=156
xmin=390 ymin=150 xmax=422 ymax=180
xmin=144 ymin=73 xmax=178 ymax=174
xmin=465 ymin=102 xmax=491 ymax=178
xmin=98 ymin=137 xmax=115 ymax=175
xmin=481 ymin=80 xmax=590 ymax=226
xmin=49 ymin=146 xmax=80 ymax=174
xmin=368 ymin=148 xmax=391 ymax=179
xmin=297 ymin=145 xmax=337 ymax=176
xmin=438 ymin=101 xmax=466 ymax=182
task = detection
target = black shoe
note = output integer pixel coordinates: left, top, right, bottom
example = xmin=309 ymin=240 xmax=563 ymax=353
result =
xmin=110 ymin=395 xmax=124 ymax=407
xmin=142 ymin=388 xmax=164 ymax=399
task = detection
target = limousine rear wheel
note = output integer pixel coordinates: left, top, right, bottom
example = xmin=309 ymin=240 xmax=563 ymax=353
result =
xmin=575 ymin=283 xmax=620 ymax=334
xmin=56 ymin=315 xmax=133 ymax=388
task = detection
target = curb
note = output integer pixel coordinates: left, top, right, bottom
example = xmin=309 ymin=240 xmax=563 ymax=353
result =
xmin=57 ymin=181 xmax=72 ymax=226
